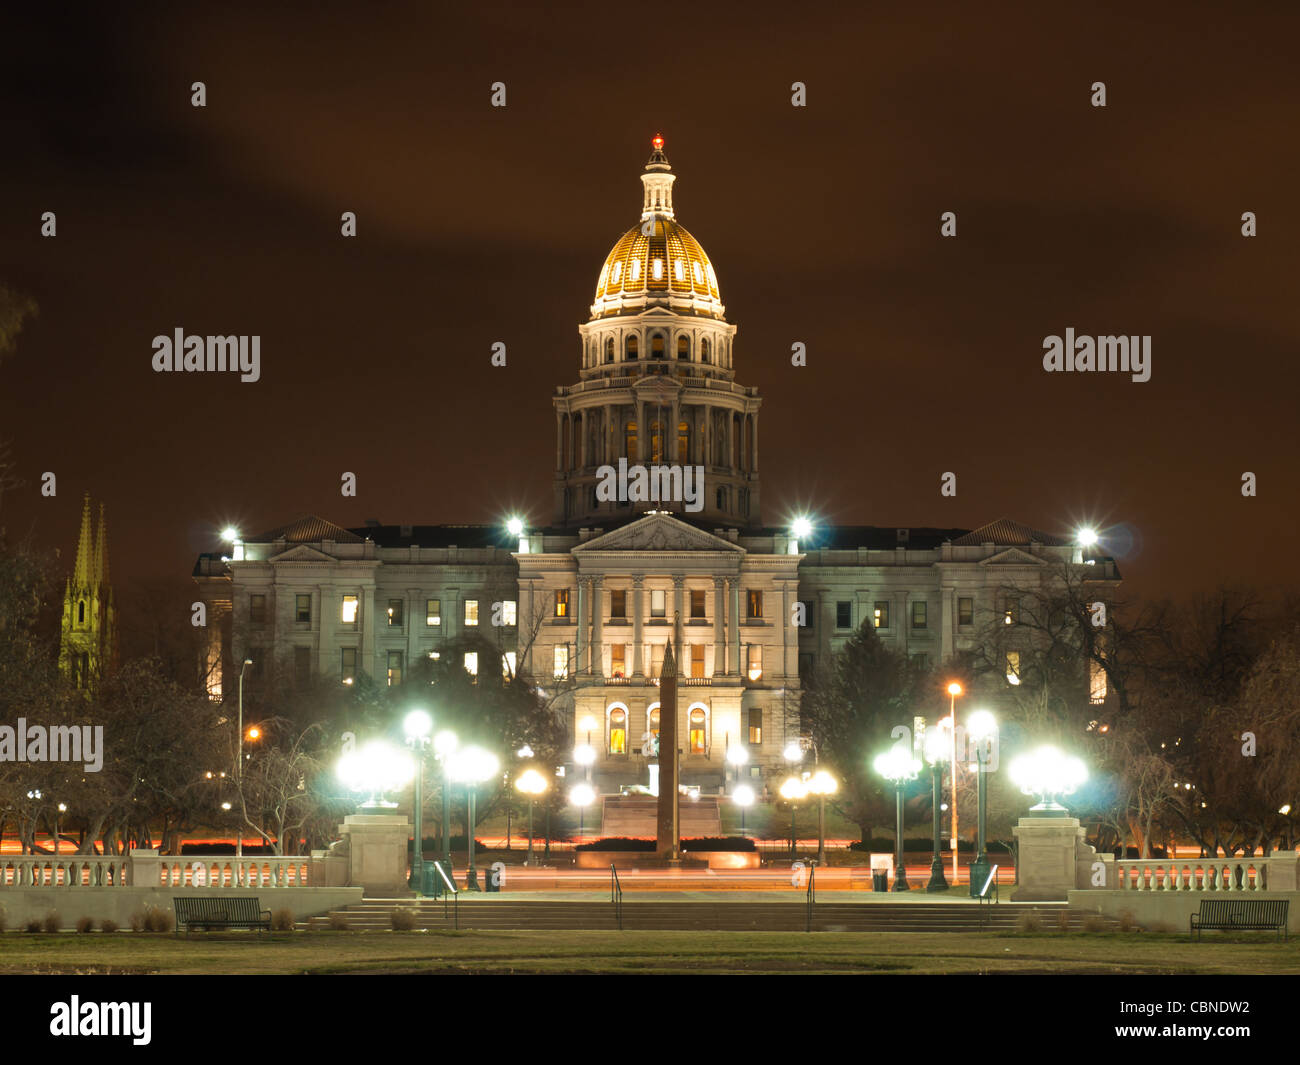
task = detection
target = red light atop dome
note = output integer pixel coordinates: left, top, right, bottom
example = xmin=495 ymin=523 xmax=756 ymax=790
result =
xmin=652 ymin=135 xmax=664 ymax=151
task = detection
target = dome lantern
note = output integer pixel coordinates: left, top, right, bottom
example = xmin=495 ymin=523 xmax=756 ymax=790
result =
xmin=641 ymin=134 xmax=676 ymax=221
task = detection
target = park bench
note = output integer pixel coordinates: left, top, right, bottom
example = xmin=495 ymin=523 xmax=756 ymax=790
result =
xmin=1189 ymin=898 xmax=1289 ymax=941
xmin=173 ymin=896 xmax=272 ymax=936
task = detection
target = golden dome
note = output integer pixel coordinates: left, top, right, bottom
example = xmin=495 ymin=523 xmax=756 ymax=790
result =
xmin=590 ymin=138 xmax=725 ymax=321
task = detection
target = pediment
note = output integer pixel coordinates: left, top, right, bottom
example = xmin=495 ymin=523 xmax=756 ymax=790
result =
xmin=632 ymin=375 xmax=681 ymax=403
xmin=978 ymin=547 xmax=1046 ymax=567
xmin=270 ymin=545 xmax=338 ymax=564
xmin=574 ymin=513 xmax=743 ymax=554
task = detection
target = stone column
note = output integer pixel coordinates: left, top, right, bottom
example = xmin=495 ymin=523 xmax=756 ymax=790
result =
xmin=713 ymin=577 xmax=726 ymax=677
xmin=637 ymin=400 xmax=647 ymax=463
xmin=752 ymin=409 xmax=759 ymax=472
xmin=941 ymin=587 xmax=955 ymax=662
xmin=575 ymin=579 xmax=587 ymax=675
xmin=555 ymin=411 xmax=563 ymax=471
xmin=318 ymin=583 xmax=335 ymax=676
xmin=361 ymin=586 xmax=376 ymax=680
xmin=591 ymin=576 xmax=603 ymax=676
xmin=704 ymin=404 xmax=713 ymax=469
xmin=672 ymin=576 xmax=685 ymax=673
xmin=632 ymin=576 xmax=645 ymax=676
xmin=730 ymin=578 xmax=741 ymax=676
xmin=727 ymin=409 xmax=735 ymax=471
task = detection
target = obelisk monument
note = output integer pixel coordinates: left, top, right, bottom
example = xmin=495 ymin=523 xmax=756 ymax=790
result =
xmin=656 ymin=623 xmax=681 ymax=862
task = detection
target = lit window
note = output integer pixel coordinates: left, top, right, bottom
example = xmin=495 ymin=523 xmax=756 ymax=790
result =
xmin=609 ymin=707 xmax=627 ymax=755
xmin=386 ymin=651 xmax=403 ymax=687
xmin=611 ymin=261 xmax=622 ymax=283
xmin=427 ymin=651 xmax=441 ymax=662
xmin=689 ymin=708 xmax=706 ymax=755
xmin=553 ymin=645 xmax=570 ymax=679
xmin=503 ymin=651 xmax=517 ymax=679
xmin=296 ymin=594 xmax=312 ymax=623
xmin=652 ymin=258 xmax=664 ymax=280
xmin=649 ymin=707 xmax=661 ymax=747
xmin=747 ymin=644 xmax=762 ymax=681
xmin=500 ymin=600 xmax=517 ymax=626
xmin=387 ymin=599 xmax=404 ymax=627
xmin=747 ymin=590 xmax=762 ymax=619
xmin=958 ymin=597 xmax=973 ymax=626
xmin=911 ymin=601 xmax=927 ymax=629
xmin=693 ymin=262 xmax=703 ymax=284
xmin=874 ymin=602 xmax=889 ymax=629
xmin=611 ymin=643 xmax=625 ymax=678
xmin=674 ymin=259 xmax=684 ymax=281
xmin=555 ymin=589 xmax=570 ymax=618
xmin=463 ymin=652 xmax=478 ymax=677
xmin=651 ymin=589 xmax=666 ymax=618
xmin=747 ymin=707 xmax=762 ymax=745
xmin=630 ymin=259 xmax=641 ymax=281
xmin=691 ymin=647 xmax=705 ymax=679
xmin=341 ymin=595 xmax=359 ymax=625
xmin=464 ymin=599 xmax=479 ymax=627
xmin=426 ymin=599 xmax=441 ymax=626
xmin=1006 ymin=650 xmax=1020 ymax=684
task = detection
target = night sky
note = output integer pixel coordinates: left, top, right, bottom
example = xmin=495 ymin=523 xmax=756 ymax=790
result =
xmin=2 ymin=3 xmax=1297 ymax=602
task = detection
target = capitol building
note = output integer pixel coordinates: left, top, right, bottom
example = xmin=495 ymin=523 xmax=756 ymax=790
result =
xmin=194 ymin=138 xmax=1118 ymax=795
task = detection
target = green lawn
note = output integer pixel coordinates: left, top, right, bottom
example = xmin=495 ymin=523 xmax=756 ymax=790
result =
xmin=3 ymin=930 xmax=1297 ymax=975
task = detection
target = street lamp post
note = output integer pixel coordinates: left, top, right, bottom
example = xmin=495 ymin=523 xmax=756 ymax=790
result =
xmin=808 ymin=769 xmax=837 ymax=866
xmin=967 ymin=710 xmax=998 ymax=897
xmin=733 ymin=784 xmax=755 ymax=837
xmin=449 ymin=746 xmax=499 ymax=891
xmin=434 ymin=730 xmax=458 ymax=869
xmin=515 ymin=768 xmax=548 ymax=866
xmin=874 ymin=746 xmax=922 ymax=891
xmin=923 ymin=725 xmax=950 ymax=892
xmin=1009 ymin=746 xmax=1088 ymax=815
xmin=403 ymin=709 xmax=433 ymax=891
xmin=236 ymin=658 xmax=252 ymax=876
xmin=780 ymin=776 xmax=808 ymax=857
xmin=571 ymin=782 xmax=595 ymax=842
xmin=946 ymin=681 xmax=962 ymax=884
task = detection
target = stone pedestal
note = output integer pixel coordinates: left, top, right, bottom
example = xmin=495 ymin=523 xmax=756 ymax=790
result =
xmin=1012 ymin=815 xmax=1085 ymax=901
xmin=128 ymin=848 xmax=162 ymax=888
xmin=338 ymin=813 xmax=410 ymax=897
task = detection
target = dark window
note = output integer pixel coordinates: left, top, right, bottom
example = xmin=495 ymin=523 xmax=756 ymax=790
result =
xmin=387 ymin=599 xmax=404 ymax=627
xmin=690 ymin=589 xmax=706 ymax=619
xmin=958 ymin=597 xmax=973 ymax=626
xmin=387 ymin=651 xmax=403 ymax=687
xmin=912 ymin=601 xmax=928 ymax=629
xmin=426 ymin=598 xmax=441 ymax=626
xmin=625 ymin=335 xmax=638 ymax=360
xmin=296 ymin=594 xmax=312 ymax=623
xmin=747 ymin=707 xmax=762 ymax=745
xmin=836 ymin=601 xmax=852 ymax=629
xmin=677 ymin=336 xmax=689 ymax=360
xmin=293 ymin=646 xmax=311 ymax=686
xmin=1005 ymin=597 xmax=1020 ymax=625
xmin=341 ymin=648 xmax=357 ymax=684
xmin=611 ymin=589 xmax=626 ymax=619
xmin=747 ymin=590 xmax=762 ymax=619
xmin=249 ymin=594 xmax=266 ymax=624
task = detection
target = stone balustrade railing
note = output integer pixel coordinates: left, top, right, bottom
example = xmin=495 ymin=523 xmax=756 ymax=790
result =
xmin=0 ymin=855 xmax=130 ymax=888
xmin=1114 ymin=855 xmax=1298 ymax=892
xmin=0 ymin=851 xmax=315 ymax=889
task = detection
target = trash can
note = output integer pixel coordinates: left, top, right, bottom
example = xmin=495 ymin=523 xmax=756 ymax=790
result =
xmin=870 ymin=854 xmax=893 ymax=892
xmin=485 ymin=861 xmax=504 ymax=893
xmin=423 ymin=860 xmax=452 ymax=897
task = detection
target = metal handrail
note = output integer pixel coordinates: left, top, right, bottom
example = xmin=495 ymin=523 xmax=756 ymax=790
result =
xmin=977 ymin=864 xmax=999 ymax=930
xmin=434 ymin=860 xmax=459 ymax=930
xmin=611 ymin=864 xmax=624 ymax=930
xmin=805 ymin=860 xmax=817 ymax=932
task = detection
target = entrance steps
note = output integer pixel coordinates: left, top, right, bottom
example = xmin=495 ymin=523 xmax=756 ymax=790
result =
xmin=301 ymin=898 xmax=1091 ymax=933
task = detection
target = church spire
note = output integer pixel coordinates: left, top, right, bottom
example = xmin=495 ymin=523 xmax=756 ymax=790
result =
xmin=94 ymin=501 xmax=109 ymax=586
xmin=73 ymin=492 xmax=94 ymax=586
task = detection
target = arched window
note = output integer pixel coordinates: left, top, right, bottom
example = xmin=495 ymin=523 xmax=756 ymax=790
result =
xmin=78 ymin=601 xmax=85 ymax=624
xmin=651 ymin=334 xmax=665 ymax=359
xmin=625 ymin=335 xmax=638 ymax=360
xmin=677 ymin=336 xmax=689 ymax=360
xmin=677 ymin=421 xmax=690 ymax=463
xmin=648 ymin=706 xmax=661 ymax=748
xmin=608 ymin=706 xmax=627 ymax=755
xmin=701 ymin=338 xmax=710 ymax=364
xmin=625 ymin=422 xmax=638 ymax=459
xmin=689 ymin=707 xmax=707 ymax=755
xmin=605 ymin=337 xmax=614 ymax=363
